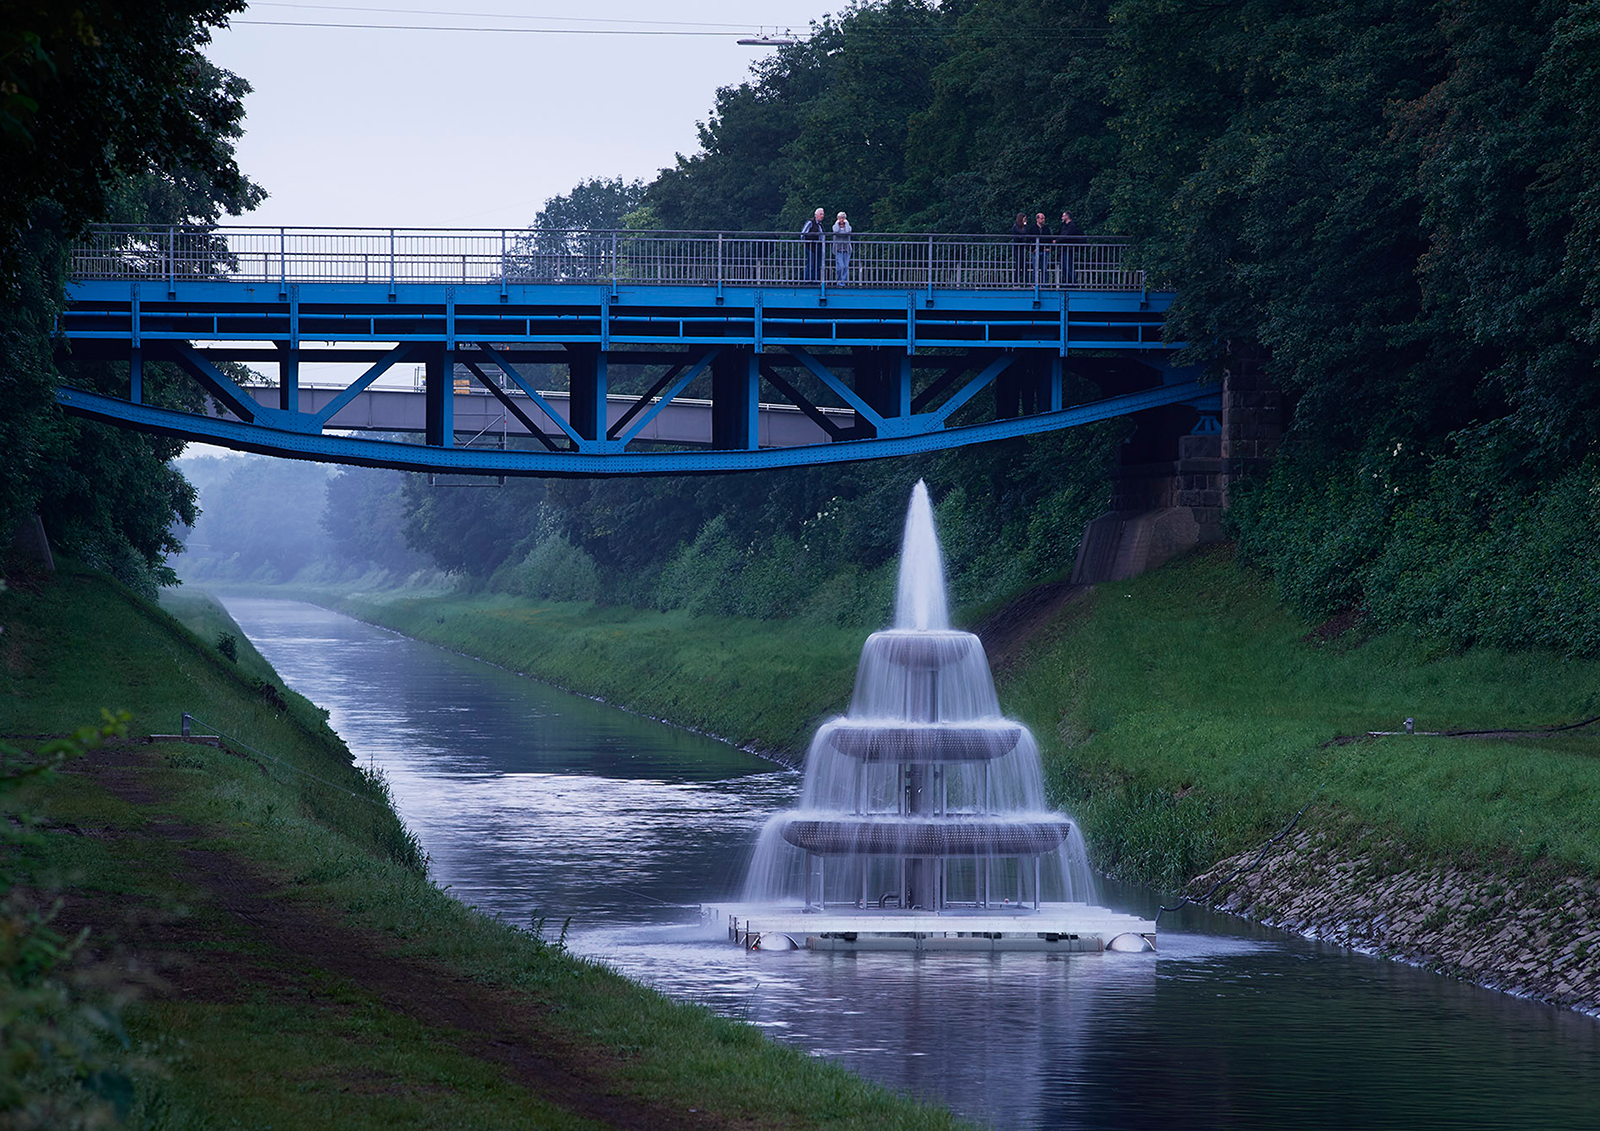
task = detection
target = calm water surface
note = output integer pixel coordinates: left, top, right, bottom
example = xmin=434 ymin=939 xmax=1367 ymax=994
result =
xmin=222 ymin=597 xmax=1600 ymax=1130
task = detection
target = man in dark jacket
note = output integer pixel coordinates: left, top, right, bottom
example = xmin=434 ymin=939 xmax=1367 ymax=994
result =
xmin=802 ymin=208 xmax=825 ymax=282
xmin=1058 ymin=210 xmax=1084 ymax=285
xmin=1032 ymin=212 xmax=1052 ymax=284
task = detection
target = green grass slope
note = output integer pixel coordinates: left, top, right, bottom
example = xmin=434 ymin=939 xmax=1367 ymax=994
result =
xmin=1008 ymin=549 xmax=1600 ymax=887
xmin=267 ymin=548 xmax=1600 ymax=896
xmin=0 ymin=564 xmax=966 ymax=1130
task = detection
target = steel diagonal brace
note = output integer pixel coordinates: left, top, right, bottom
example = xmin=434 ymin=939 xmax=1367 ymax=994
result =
xmin=312 ymin=343 xmax=414 ymax=427
xmin=608 ymin=363 xmax=685 ymax=440
xmin=758 ymin=363 xmax=848 ymax=441
xmin=171 ymin=342 xmax=274 ymax=427
xmin=910 ymin=363 xmax=972 ymax=415
xmin=459 ymin=359 xmax=561 ymax=451
xmin=615 ymin=349 xmax=720 ymax=447
xmin=476 ymin=343 xmax=585 ymax=448
xmin=786 ymin=347 xmax=889 ymax=432
xmin=927 ymin=354 xmax=1016 ymax=428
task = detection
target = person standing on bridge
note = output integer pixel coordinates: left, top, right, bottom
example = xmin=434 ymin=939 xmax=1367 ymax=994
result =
xmin=802 ymin=208 xmax=826 ymax=282
xmin=1032 ymin=212 xmax=1052 ymax=284
xmin=832 ymin=212 xmax=853 ymax=284
xmin=1058 ymin=210 xmax=1084 ymax=286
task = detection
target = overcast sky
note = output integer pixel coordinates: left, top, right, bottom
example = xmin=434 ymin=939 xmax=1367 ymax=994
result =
xmin=205 ymin=1 xmax=842 ymax=230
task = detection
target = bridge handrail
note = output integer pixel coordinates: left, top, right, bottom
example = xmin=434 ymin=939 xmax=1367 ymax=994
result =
xmin=68 ymin=224 xmax=1144 ymax=292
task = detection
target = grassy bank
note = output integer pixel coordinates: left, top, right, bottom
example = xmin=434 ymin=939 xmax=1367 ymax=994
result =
xmin=257 ymin=549 xmax=1600 ymax=895
xmin=0 ymin=563 xmax=965 ymax=1129
xmin=1006 ymin=549 xmax=1600 ymax=887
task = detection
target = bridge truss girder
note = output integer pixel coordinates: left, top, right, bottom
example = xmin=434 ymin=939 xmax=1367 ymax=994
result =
xmin=56 ymin=279 xmax=1211 ymax=476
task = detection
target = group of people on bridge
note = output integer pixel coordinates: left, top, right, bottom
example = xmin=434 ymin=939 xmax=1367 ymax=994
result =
xmin=798 ymin=206 xmax=1088 ymax=286
xmin=1010 ymin=211 xmax=1085 ymax=286
xmin=800 ymin=208 xmax=854 ymax=283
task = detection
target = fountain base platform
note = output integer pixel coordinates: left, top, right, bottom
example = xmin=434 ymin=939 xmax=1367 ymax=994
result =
xmin=705 ymin=902 xmax=1157 ymax=954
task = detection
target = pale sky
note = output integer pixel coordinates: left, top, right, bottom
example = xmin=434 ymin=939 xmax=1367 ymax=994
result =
xmin=205 ymin=1 xmax=843 ymax=229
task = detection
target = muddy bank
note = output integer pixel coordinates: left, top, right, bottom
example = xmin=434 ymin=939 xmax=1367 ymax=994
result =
xmin=1191 ymin=822 xmax=1600 ymax=1016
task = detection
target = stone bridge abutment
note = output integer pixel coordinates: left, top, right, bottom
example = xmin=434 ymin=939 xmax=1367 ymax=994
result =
xmin=1072 ymin=359 xmax=1283 ymax=584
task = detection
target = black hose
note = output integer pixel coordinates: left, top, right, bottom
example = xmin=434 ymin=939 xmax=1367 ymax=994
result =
xmin=1154 ymin=797 xmax=1316 ymax=925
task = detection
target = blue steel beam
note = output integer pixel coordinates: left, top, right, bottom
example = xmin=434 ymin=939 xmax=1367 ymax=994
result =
xmin=615 ymin=349 xmax=719 ymax=448
xmin=311 ymin=343 xmax=413 ymax=426
xmin=62 ymin=280 xmax=1175 ymax=356
xmin=58 ymin=262 xmax=1188 ymax=476
xmin=56 ymin=380 xmax=1208 ymax=475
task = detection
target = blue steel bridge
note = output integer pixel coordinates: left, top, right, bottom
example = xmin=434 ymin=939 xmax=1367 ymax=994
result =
xmin=56 ymin=225 xmax=1213 ymax=476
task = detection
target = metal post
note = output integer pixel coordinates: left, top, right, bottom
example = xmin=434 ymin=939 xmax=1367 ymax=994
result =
xmin=278 ymin=227 xmax=286 ymax=295
xmin=181 ymin=712 xmax=192 ymax=737
xmin=389 ymin=229 xmax=396 ymax=287
xmin=926 ymin=235 xmax=934 ymax=298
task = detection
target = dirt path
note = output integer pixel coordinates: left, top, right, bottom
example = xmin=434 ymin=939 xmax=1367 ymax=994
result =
xmin=969 ymin=580 xmax=1087 ymax=672
xmin=56 ymin=743 xmax=729 ymax=1130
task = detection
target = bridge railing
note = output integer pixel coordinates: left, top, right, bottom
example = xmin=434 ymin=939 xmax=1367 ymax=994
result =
xmin=70 ymin=226 xmax=1146 ymax=292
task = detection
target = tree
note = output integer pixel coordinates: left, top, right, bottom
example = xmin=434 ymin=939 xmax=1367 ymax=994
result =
xmin=0 ymin=1 xmax=263 ymax=588
xmin=505 ymin=177 xmax=645 ymax=280
xmin=321 ymin=467 xmax=427 ymax=574
xmin=0 ymin=1 xmax=261 ymax=269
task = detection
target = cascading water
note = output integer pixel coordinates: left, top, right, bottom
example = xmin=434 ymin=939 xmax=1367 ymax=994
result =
xmin=742 ymin=481 xmax=1097 ymax=915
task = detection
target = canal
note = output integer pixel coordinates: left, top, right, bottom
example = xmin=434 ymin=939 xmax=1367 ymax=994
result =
xmin=222 ymin=596 xmax=1600 ymax=1130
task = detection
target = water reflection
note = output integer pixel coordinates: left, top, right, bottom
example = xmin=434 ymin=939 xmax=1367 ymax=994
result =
xmin=223 ymin=597 xmax=1600 ymax=1130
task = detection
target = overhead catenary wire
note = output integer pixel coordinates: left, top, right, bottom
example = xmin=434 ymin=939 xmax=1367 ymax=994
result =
xmin=232 ymin=7 xmax=1115 ymax=41
xmin=255 ymin=1 xmax=773 ymax=29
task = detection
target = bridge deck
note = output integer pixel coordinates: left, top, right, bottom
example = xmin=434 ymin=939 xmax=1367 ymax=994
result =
xmin=56 ymin=226 xmax=1210 ymax=475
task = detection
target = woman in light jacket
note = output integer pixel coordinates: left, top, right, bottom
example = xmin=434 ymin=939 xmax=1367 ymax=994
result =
xmin=832 ymin=212 xmax=853 ymax=284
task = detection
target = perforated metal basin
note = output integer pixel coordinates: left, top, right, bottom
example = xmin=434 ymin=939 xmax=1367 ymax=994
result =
xmin=781 ymin=816 xmax=1072 ymax=857
xmin=824 ymin=724 xmax=1023 ymax=762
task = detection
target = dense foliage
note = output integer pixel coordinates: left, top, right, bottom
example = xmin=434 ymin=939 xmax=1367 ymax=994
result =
xmin=179 ymin=0 xmax=1600 ymax=653
xmin=0 ymin=1 xmax=261 ymax=595
xmin=14 ymin=0 xmax=1599 ymax=652
xmin=643 ymin=0 xmax=1600 ymax=651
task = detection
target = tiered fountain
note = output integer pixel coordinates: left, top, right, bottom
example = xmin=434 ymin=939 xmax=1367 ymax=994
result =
xmin=707 ymin=482 xmax=1156 ymax=953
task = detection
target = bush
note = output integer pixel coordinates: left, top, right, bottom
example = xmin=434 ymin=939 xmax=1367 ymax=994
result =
xmin=1232 ymin=435 xmax=1600 ymax=657
xmin=494 ymin=533 xmax=601 ymax=602
xmin=654 ymin=515 xmax=742 ymax=615
xmin=215 ymin=631 xmax=238 ymax=663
